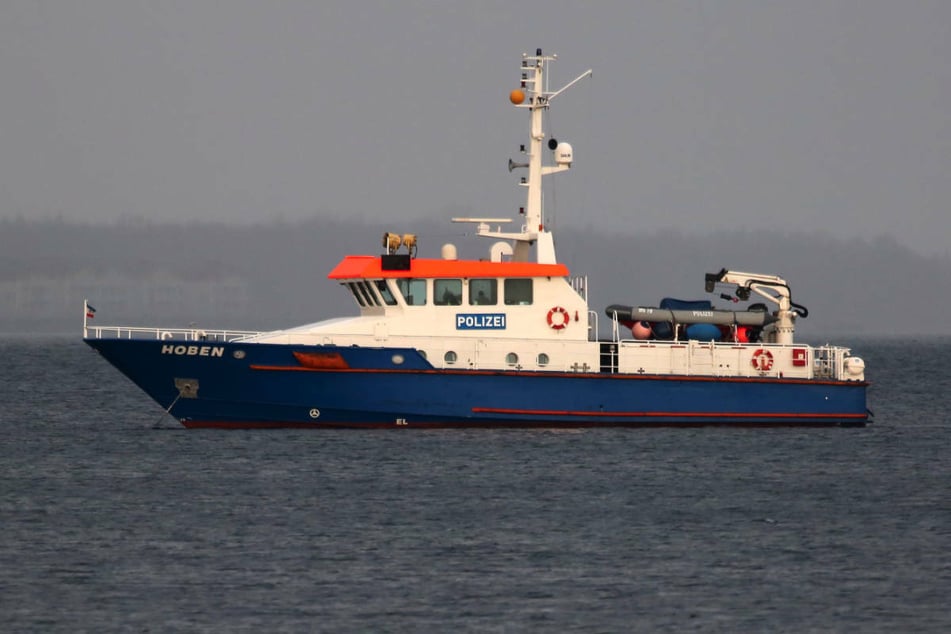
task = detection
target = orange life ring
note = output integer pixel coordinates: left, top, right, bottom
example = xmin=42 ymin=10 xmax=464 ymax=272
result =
xmin=751 ymin=348 xmax=774 ymax=371
xmin=547 ymin=306 xmax=569 ymax=330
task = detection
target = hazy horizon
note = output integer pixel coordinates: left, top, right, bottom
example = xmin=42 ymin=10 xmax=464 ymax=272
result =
xmin=3 ymin=2 xmax=950 ymax=257
xmin=4 ymin=217 xmax=950 ymax=337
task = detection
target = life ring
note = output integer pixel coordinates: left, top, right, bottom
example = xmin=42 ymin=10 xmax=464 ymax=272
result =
xmin=751 ymin=348 xmax=774 ymax=371
xmin=547 ymin=306 xmax=570 ymax=330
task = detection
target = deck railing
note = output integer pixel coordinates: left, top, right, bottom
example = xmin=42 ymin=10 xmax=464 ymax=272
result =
xmin=83 ymin=325 xmax=262 ymax=343
xmin=83 ymin=323 xmax=856 ymax=381
xmin=569 ymin=275 xmax=588 ymax=302
xmin=813 ymin=345 xmax=848 ymax=379
xmin=612 ymin=338 xmax=855 ymax=381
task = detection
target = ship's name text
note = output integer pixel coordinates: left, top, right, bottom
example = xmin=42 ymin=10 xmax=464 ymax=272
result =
xmin=161 ymin=344 xmax=225 ymax=357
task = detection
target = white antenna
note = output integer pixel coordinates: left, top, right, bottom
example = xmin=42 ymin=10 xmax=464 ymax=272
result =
xmin=479 ymin=49 xmax=592 ymax=264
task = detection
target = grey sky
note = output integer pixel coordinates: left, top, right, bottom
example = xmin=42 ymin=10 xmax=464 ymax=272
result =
xmin=3 ymin=1 xmax=949 ymax=255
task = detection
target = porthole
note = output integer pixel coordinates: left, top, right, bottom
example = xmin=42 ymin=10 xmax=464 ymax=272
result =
xmin=537 ymin=353 xmax=550 ymax=367
xmin=391 ymin=354 xmax=405 ymax=365
xmin=505 ymin=352 xmax=519 ymax=366
xmin=444 ymin=351 xmax=457 ymax=364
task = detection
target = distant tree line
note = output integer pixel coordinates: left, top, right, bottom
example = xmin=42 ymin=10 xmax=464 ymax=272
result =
xmin=2 ymin=217 xmax=949 ymax=336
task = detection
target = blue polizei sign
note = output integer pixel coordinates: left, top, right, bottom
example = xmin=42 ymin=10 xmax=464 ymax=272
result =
xmin=456 ymin=313 xmax=506 ymax=330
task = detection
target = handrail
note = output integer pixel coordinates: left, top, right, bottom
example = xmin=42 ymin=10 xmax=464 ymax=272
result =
xmin=83 ymin=322 xmax=855 ymax=379
xmin=614 ymin=339 xmax=853 ymax=381
xmin=83 ymin=325 xmax=262 ymax=342
xmin=569 ymin=275 xmax=588 ymax=302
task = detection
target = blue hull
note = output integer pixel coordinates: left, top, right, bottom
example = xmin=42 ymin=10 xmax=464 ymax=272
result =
xmin=85 ymin=338 xmax=869 ymax=428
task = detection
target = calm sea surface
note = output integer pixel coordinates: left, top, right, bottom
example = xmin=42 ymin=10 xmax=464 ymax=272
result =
xmin=1 ymin=335 xmax=949 ymax=632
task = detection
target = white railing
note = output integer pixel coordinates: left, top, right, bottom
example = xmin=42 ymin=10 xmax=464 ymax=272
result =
xmin=614 ymin=339 xmax=856 ymax=381
xmin=83 ymin=321 xmax=857 ymax=381
xmin=569 ymin=275 xmax=588 ymax=302
xmin=813 ymin=345 xmax=848 ymax=379
xmin=587 ymin=310 xmax=599 ymax=342
xmin=83 ymin=324 xmax=262 ymax=342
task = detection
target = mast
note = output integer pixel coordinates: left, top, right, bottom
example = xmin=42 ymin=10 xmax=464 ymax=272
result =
xmin=457 ymin=50 xmax=591 ymax=264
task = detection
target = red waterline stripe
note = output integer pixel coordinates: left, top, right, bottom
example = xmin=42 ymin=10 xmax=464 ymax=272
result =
xmin=182 ymin=419 xmax=865 ymax=429
xmin=471 ymin=407 xmax=867 ymax=419
xmin=248 ymin=365 xmax=868 ymax=387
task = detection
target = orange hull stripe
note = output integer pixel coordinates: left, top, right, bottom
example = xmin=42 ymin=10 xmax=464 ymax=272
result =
xmin=293 ymin=351 xmax=350 ymax=369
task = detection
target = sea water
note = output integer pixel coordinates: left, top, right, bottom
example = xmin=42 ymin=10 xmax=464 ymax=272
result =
xmin=1 ymin=336 xmax=949 ymax=632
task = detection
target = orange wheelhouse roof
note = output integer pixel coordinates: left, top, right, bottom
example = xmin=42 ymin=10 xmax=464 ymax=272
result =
xmin=327 ymin=255 xmax=570 ymax=280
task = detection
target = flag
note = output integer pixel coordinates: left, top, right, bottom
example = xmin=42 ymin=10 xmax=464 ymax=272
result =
xmin=86 ymin=304 xmax=97 ymax=319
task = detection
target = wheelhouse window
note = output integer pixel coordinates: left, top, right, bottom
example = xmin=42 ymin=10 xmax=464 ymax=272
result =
xmin=504 ymin=278 xmax=533 ymax=305
xmin=395 ymin=278 xmax=427 ymax=306
xmin=345 ymin=282 xmax=366 ymax=307
xmin=356 ymin=281 xmax=379 ymax=306
xmin=375 ymin=280 xmax=398 ymax=306
xmin=434 ymin=279 xmax=462 ymax=306
xmin=469 ymin=278 xmax=498 ymax=305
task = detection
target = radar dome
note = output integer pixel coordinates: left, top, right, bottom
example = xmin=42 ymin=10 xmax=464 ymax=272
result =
xmin=554 ymin=142 xmax=573 ymax=166
xmin=441 ymin=243 xmax=458 ymax=260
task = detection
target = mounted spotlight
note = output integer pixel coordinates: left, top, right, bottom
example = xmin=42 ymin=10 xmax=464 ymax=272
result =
xmin=402 ymin=233 xmax=418 ymax=257
xmin=382 ymin=232 xmax=402 ymax=254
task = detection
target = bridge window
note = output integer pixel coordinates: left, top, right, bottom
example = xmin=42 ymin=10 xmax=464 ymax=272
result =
xmin=434 ymin=279 xmax=463 ymax=306
xmin=469 ymin=278 xmax=497 ymax=305
xmin=345 ymin=282 xmax=366 ymax=307
xmin=356 ymin=281 xmax=379 ymax=306
xmin=504 ymin=279 xmax=533 ymax=305
xmin=375 ymin=280 xmax=398 ymax=306
xmin=396 ymin=278 xmax=427 ymax=306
